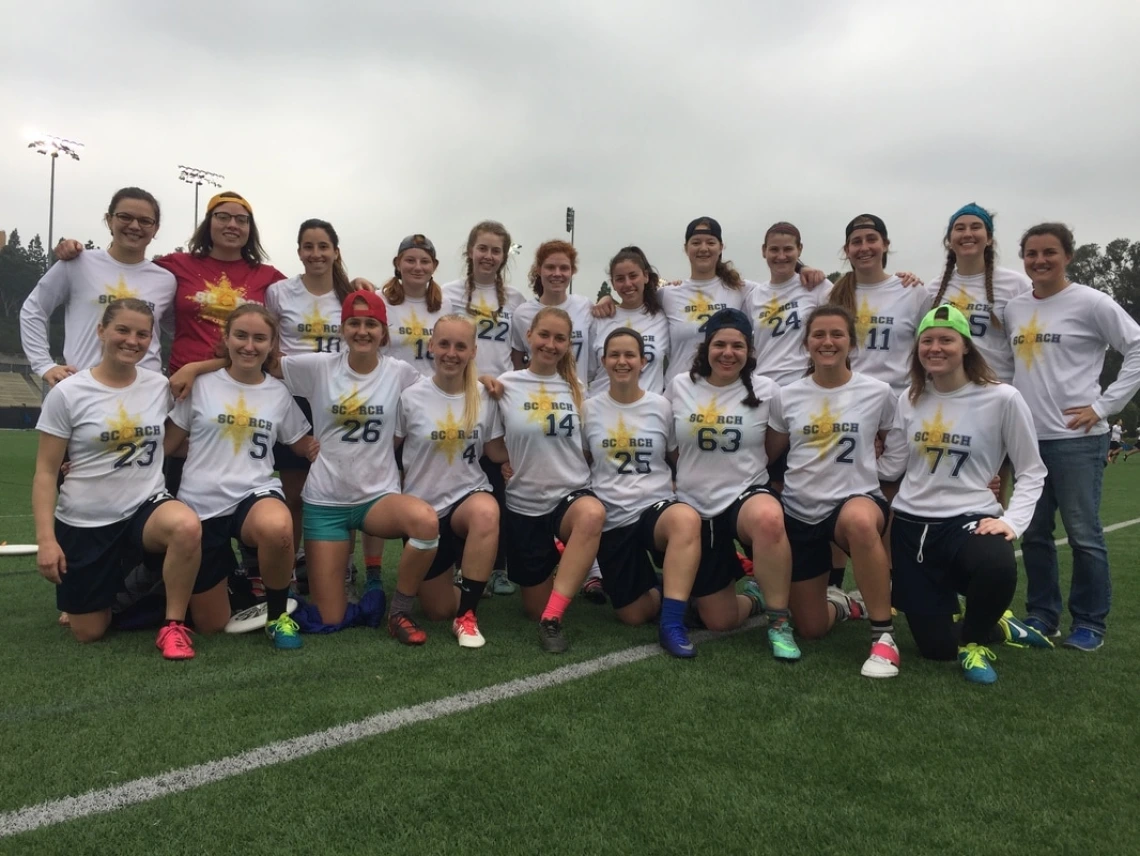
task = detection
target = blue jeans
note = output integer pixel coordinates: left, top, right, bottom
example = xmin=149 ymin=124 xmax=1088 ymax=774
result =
xmin=1021 ymin=433 xmax=1111 ymax=635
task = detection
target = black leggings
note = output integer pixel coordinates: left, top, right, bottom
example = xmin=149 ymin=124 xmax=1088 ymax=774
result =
xmin=904 ymin=533 xmax=1017 ymax=661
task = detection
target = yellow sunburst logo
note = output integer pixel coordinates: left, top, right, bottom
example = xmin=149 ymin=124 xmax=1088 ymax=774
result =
xmin=757 ymin=295 xmax=782 ymax=323
xmin=471 ymin=295 xmax=496 ymax=321
xmin=333 ymin=385 xmax=369 ymax=426
xmin=191 ymin=273 xmax=249 ymax=327
xmin=433 ymin=405 xmax=467 ymax=464
xmin=104 ymin=274 xmax=137 ymax=303
xmin=606 ymin=414 xmax=637 ymax=462
xmin=804 ymin=399 xmax=842 ymax=458
xmin=220 ymin=392 xmax=259 ymax=454
xmin=918 ymin=404 xmax=953 ymax=461
xmin=104 ymin=402 xmax=141 ymax=449
xmin=1014 ymin=312 xmax=1044 ymax=369
xmin=301 ymin=303 xmax=334 ymax=345
xmin=946 ymin=288 xmax=972 ymax=315
xmin=855 ymin=296 xmax=874 ymax=342
xmin=685 ymin=289 xmax=718 ymax=323
xmin=400 ymin=308 xmax=430 ymax=348
xmin=691 ymin=395 xmax=722 ymax=435
xmin=526 ymin=383 xmax=557 ymax=426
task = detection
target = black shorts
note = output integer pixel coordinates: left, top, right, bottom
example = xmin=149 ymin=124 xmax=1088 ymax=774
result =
xmin=891 ymin=512 xmax=1002 ymax=615
xmin=54 ymin=492 xmax=172 ymax=614
xmin=272 ymin=397 xmax=314 ymax=472
xmin=1110 ymin=440 xmax=1122 ymax=451
xmin=767 ymin=448 xmax=789 ymax=485
xmin=694 ymin=485 xmax=777 ymax=599
xmin=596 ymin=500 xmax=675 ymax=610
xmin=503 ymin=489 xmax=596 ymax=588
xmin=785 ymin=494 xmax=890 ymax=582
xmin=197 ymin=491 xmax=285 ymax=593
xmin=422 ymin=489 xmax=494 ymax=581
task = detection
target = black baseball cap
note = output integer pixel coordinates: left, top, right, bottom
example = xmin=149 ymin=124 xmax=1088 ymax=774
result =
xmin=397 ymin=234 xmax=437 ymax=259
xmin=844 ymin=214 xmax=887 ymax=241
xmin=685 ymin=217 xmax=722 ymax=242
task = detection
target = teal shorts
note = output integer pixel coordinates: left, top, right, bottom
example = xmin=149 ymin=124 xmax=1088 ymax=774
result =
xmin=303 ymin=497 xmax=388 ymax=542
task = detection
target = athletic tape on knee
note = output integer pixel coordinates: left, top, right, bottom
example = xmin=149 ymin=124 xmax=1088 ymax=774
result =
xmin=408 ymin=536 xmax=440 ymax=551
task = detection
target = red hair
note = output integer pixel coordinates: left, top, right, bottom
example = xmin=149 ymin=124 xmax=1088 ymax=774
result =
xmin=528 ymin=240 xmax=578 ymax=298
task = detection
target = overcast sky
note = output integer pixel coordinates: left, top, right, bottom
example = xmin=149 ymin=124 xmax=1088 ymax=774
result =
xmin=2 ymin=1 xmax=1138 ymax=294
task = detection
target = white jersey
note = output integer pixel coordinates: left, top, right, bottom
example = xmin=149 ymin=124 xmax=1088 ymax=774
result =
xmin=845 ymin=276 xmax=932 ymax=395
xmin=926 ymin=267 xmax=1031 ymax=382
xmin=264 ymin=276 xmax=343 ymax=357
xmin=1005 ymin=283 xmax=1140 ymax=440
xmin=397 ymin=379 xmax=504 ymax=515
xmin=666 ymin=372 xmax=780 ymax=518
xmin=511 ymin=294 xmax=595 ymax=368
xmin=769 ymin=373 xmax=895 ymax=524
xmin=878 ymin=382 xmax=1046 ymax=538
xmin=37 ymin=368 xmax=171 ymax=527
xmin=659 ymin=278 xmax=750 ymax=385
xmin=587 ymin=304 xmax=671 ymax=397
xmin=748 ymin=275 xmax=835 ymax=386
xmin=382 ymin=292 xmax=452 ymax=377
xmin=584 ymin=392 xmax=676 ymax=531
xmin=441 ymin=279 xmax=526 ymax=376
xmin=1112 ymin=424 xmax=1124 ymax=443
xmin=496 ymin=369 xmax=590 ymax=516
xmin=280 ymin=353 xmax=420 ymax=507
xmin=20 ymin=250 xmax=175 ymax=377
xmin=170 ymin=370 xmax=309 ymax=520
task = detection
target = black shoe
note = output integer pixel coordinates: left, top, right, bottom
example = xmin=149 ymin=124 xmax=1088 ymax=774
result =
xmin=539 ymin=618 xmax=569 ymax=653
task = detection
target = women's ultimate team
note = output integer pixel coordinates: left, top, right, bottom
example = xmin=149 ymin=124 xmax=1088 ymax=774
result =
xmin=23 ymin=189 xmax=1140 ymax=685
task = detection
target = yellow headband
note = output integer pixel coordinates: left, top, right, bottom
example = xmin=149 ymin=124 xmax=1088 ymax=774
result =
xmin=206 ymin=194 xmax=252 ymax=216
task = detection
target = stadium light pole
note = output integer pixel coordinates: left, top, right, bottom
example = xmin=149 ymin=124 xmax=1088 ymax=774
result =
xmin=565 ymin=207 xmax=575 ymax=292
xmin=27 ymin=134 xmax=84 ymax=264
xmin=178 ymin=165 xmax=224 ymax=232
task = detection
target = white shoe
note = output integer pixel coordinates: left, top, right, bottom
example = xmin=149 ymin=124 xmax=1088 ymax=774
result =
xmin=861 ymin=632 xmax=900 ymax=678
xmin=452 ymin=610 xmax=486 ymax=648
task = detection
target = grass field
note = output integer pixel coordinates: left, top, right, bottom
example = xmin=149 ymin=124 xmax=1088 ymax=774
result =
xmin=1 ymin=428 xmax=1138 ymax=855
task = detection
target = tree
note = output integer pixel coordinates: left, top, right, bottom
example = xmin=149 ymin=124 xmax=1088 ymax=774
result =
xmin=597 ymin=281 xmax=612 ymax=301
xmin=827 ymin=271 xmax=842 ymax=283
xmin=1066 ymin=240 xmax=1140 ymax=396
xmin=25 ymin=235 xmax=48 ymax=277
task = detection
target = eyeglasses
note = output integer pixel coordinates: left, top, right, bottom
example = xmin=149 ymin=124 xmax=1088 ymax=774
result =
xmin=112 ymin=212 xmax=157 ymax=229
xmin=213 ymin=211 xmax=251 ymax=226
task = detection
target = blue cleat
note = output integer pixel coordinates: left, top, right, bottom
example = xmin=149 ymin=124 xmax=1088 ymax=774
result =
xmin=266 ymin=615 xmax=303 ymax=650
xmin=659 ymin=623 xmax=697 ymax=659
xmin=958 ymin=643 xmax=997 ymax=684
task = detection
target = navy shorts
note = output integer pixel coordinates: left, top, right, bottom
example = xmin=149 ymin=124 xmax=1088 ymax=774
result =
xmin=891 ymin=511 xmax=1003 ymax=616
xmin=54 ymin=492 xmax=172 ymax=614
xmin=197 ymin=490 xmax=286 ymax=593
xmin=596 ymin=500 xmax=676 ymax=610
xmin=421 ymin=489 xmax=494 ymax=581
xmin=694 ymin=485 xmax=777 ymax=599
xmin=271 ymin=396 xmax=314 ymax=472
xmin=503 ymin=489 xmax=596 ymax=588
xmin=785 ymin=494 xmax=890 ymax=582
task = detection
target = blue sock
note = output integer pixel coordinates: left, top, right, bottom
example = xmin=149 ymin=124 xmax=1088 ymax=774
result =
xmin=661 ymin=597 xmax=686 ymax=629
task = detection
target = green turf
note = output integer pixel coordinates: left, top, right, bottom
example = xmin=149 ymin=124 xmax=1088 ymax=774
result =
xmin=2 ymin=429 xmax=1139 ymax=854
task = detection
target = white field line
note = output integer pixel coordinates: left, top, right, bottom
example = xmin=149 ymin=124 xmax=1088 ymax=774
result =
xmin=4 ymin=516 xmax=1140 ymax=839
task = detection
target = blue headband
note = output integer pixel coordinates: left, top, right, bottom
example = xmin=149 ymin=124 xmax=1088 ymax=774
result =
xmin=948 ymin=203 xmax=993 ymax=237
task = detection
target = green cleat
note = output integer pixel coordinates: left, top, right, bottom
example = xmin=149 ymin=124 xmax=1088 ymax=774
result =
xmin=768 ymin=618 xmax=801 ymax=662
xmin=266 ymin=615 xmax=303 ymax=650
xmin=998 ymin=610 xmax=1054 ymax=649
xmin=958 ymin=643 xmax=997 ymax=684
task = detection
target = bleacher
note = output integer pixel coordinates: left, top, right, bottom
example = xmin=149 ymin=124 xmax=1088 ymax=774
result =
xmin=0 ymin=374 xmax=42 ymax=407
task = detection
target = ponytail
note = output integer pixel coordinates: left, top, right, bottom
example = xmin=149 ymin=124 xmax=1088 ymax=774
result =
xmin=828 ymin=272 xmax=858 ymax=315
xmin=934 ymin=251 xmax=956 ymax=310
xmin=714 ymin=258 xmax=743 ymax=290
xmin=983 ymin=245 xmax=1001 ymax=331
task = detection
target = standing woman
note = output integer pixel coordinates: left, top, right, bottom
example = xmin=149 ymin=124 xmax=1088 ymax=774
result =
xmin=584 ymin=328 xmax=703 ymax=657
xmin=264 ymin=219 xmax=357 ymax=555
xmin=766 ymin=306 xmax=899 ymax=678
xmin=927 ymin=204 xmax=1030 ymax=383
xmin=1006 ymin=223 xmax=1140 ymax=651
xmin=878 ymin=306 xmax=1048 ymax=683
xmin=165 ymin=305 xmax=312 ymax=649
xmin=442 ymin=220 xmax=526 ymax=596
xmin=278 ymin=292 xmax=438 ymax=642
xmin=510 ymin=240 xmax=595 ymax=372
xmin=32 ymin=298 xmax=202 ymax=658
xmin=483 ymin=306 xmax=607 ymax=653
xmin=21 ymin=188 xmax=176 ymax=387
xmin=588 ymin=247 xmax=671 ymax=397
xmin=382 ymin=234 xmax=451 ymax=375
xmin=666 ymin=308 xmax=797 ymax=660
xmin=396 ymin=315 xmax=504 ymax=647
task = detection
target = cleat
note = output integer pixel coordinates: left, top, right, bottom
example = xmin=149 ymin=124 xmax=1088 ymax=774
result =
xmin=363 ymin=576 xmax=383 ymax=596
xmin=538 ymin=617 xmax=569 ymax=653
xmin=156 ymin=621 xmax=195 ymax=660
xmin=489 ymin=568 xmax=516 ymax=596
xmin=581 ymin=576 xmax=607 ymax=605
xmin=1023 ymin=616 xmax=1061 ymax=639
xmin=265 ymin=615 xmax=303 ymax=650
xmin=958 ymin=643 xmax=997 ymax=684
xmin=452 ymin=610 xmax=486 ymax=648
xmin=845 ymin=587 xmax=867 ymax=620
xmin=742 ymin=579 xmax=765 ymax=616
xmin=1062 ymin=627 xmax=1104 ymax=652
xmin=826 ymin=586 xmax=860 ymax=622
xmin=768 ymin=618 xmax=801 ymax=661
xmin=998 ymin=610 xmax=1054 ymax=649
xmin=861 ymin=633 xmax=900 ymax=678
xmin=387 ymin=613 xmax=427 ymax=646
xmin=659 ymin=623 xmax=697 ymax=658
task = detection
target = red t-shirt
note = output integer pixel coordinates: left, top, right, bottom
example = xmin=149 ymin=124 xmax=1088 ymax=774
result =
xmin=158 ymin=253 xmax=285 ymax=372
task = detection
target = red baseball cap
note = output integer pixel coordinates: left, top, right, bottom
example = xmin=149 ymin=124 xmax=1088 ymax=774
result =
xmin=341 ymin=290 xmax=387 ymax=326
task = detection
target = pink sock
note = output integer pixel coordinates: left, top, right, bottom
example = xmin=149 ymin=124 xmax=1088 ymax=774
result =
xmin=541 ymin=590 xmax=572 ymax=622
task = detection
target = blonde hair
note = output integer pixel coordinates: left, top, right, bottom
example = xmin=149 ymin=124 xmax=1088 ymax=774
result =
xmin=433 ymin=314 xmax=481 ymax=434
xmin=530 ymin=306 xmax=583 ymax=413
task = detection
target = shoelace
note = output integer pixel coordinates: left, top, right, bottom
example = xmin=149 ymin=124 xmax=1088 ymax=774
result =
xmin=272 ymin=616 xmax=299 ymax=635
xmin=162 ymin=624 xmax=192 ymax=651
xmin=456 ymin=613 xmax=479 ymax=634
xmin=662 ymin=626 xmax=692 ymax=648
xmin=961 ymin=645 xmax=997 ymax=670
xmin=541 ymin=620 xmax=561 ymax=636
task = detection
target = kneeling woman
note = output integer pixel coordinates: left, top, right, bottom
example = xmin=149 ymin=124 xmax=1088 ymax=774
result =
xmin=395 ymin=315 xmax=503 ymax=648
xmin=278 ymin=292 xmax=438 ymax=643
xmin=584 ymin=328 xmax=702 ymax=657
xmin=667 ymin=308 xmax=796 ymax=660
xmin=166 ymin=304 xmax=312 ymax=649
xmin=767 ymin=306 xmax=899 ymax=678
xmin=878 ymin=305 xmax=1047 ymax=684
xmin=33 ymin=298 xmax=202 ymax=658
xmin=483 ymin=306 xmax=606 ymax=653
